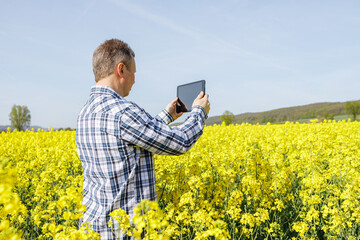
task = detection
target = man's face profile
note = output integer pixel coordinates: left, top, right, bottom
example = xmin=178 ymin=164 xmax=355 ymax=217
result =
xmin=122 ymin=59 xmax=136 ymax=97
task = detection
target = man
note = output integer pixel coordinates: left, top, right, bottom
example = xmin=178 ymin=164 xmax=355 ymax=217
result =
xmin=76 ymin=39 xmax=210 ymax=239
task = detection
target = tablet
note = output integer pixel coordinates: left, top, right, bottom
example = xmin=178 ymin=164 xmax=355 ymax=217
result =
xmin=176 ymin=80 xmax=206 ymax=113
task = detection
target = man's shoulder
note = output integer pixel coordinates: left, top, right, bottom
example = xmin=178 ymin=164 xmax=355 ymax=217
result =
xmin=80 ymin=94 xmax=142 ymax=117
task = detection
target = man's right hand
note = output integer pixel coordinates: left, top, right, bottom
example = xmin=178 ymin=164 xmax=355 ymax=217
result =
xmin=192 ymin=91 xmax=210 ymax=115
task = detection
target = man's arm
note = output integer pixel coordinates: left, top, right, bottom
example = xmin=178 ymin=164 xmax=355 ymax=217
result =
xmin=119 ymin=105 xmax=207 ymax=155
xmin=155 ymin=109 xmax=175 ymax=125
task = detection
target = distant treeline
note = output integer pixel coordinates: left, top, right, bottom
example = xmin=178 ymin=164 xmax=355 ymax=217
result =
xmin=206 ymin=100 xmax=360 ymax=125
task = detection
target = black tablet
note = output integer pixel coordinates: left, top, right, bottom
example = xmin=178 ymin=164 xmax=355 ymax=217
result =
xmin=176 ymin=80 xmax=206 ymax=113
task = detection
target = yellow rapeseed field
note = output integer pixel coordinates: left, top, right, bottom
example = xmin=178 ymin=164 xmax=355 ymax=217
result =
xmin=1 ymin=120 xmax=360 ymax=239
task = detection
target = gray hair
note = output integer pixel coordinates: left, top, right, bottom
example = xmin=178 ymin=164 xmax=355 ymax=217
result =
xmin=92 ymin=39 xmax=135 ymax=82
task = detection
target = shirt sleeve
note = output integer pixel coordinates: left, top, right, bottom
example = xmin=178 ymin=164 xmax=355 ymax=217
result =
xmin=118 ymin=105 xmax=207 ymax=155
xmin=155 ymin=109 xmax=174 ymax=124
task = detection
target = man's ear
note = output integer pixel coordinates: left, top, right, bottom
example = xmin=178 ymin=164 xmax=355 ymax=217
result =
xmin=115 ymin=62 xmax=125 ymax=77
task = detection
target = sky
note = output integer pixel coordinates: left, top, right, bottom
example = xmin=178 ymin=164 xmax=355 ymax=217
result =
xmin=1 ymin=0 xmax=360 ymax=128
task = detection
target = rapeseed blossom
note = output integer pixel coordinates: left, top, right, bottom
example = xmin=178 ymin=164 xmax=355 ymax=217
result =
xmin=0 ymin=129 xmax=99 ymax=240
xmin=1 ymin=120 xmax=360 ymax=239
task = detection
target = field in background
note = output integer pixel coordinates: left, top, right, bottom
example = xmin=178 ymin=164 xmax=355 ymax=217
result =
xmin=295 ymin=114 xmax=356 ymax=123
xmin=206 ymin=100 xmax=360 ymax=125
xmin=1 ymin=120 xmax=360 ymax=239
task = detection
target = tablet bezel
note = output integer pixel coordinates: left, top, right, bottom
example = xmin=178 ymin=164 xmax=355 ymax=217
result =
xmin=177 ymin=80 xmax=206 ymax=112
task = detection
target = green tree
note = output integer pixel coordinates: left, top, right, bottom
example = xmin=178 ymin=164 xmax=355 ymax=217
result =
xmin=322 ymin=112 xmax=334 ymax=120
xmin=220 ymin=110 xmax=235 ymax=125
xmin=345 ymin=101 xmax=360 ymax=121
xmin=9 ymin=105 xmax=31 ymax=131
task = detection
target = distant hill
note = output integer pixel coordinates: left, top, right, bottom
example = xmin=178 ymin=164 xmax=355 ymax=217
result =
xmin=206 ymin=100 xmax=360 ymax=125
xmin=2 ymin=100 xmax=358 ymax=130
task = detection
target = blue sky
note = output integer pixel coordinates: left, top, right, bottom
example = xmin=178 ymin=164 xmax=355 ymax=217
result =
xmin=1 ymin=0 xmax=359 ymax=128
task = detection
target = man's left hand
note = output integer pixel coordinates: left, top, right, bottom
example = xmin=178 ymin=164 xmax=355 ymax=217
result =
xmin=166 ymin=98 xmax=183 ymax=121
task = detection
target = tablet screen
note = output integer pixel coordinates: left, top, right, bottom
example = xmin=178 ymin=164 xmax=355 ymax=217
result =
xmin=177 ymin=80 xmax=205 ymax=112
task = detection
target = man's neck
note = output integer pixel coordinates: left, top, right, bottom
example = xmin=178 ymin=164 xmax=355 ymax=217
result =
xmin=96 ymin=75 xmax=125 ymax=97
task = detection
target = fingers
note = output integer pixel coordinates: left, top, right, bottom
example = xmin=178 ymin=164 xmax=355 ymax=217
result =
xmin=200 ymin=92 xmax=209 ymax=99
xmin=201 ymin=93 xmax=209 ymax=106
xmin=203 ymin=94 xmax=209 ymax=101
xmin=172 ymin=97 xmax=179 ymax=104
xmin=197 ymin=91 xmax=205 ymax=99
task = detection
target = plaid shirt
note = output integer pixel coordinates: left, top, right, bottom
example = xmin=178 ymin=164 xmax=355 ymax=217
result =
xmin=76 ymin=86 xmax=207 ymax=239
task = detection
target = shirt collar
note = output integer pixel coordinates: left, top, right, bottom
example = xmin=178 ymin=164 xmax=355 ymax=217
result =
xmin=90 ymin=85 xmax=123 ymax=99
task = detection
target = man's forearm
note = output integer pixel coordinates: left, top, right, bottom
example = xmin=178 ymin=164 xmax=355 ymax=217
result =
xmin=155 ymin=109 xmax=174 ymax=125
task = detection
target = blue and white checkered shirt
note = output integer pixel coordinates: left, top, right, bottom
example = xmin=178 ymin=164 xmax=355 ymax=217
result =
xmin=76 ymin=86 xmax=207 ymax=239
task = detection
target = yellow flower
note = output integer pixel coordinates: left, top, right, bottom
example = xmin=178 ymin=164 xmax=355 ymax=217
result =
xmin=2 ymin=120 xmax=360 ymax=239
xmin=292 ymin=221 xmax=308 ymax=236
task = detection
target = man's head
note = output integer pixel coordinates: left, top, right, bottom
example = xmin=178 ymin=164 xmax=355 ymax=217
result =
xmin=92 ymin=39 xmax=135 ymax=83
